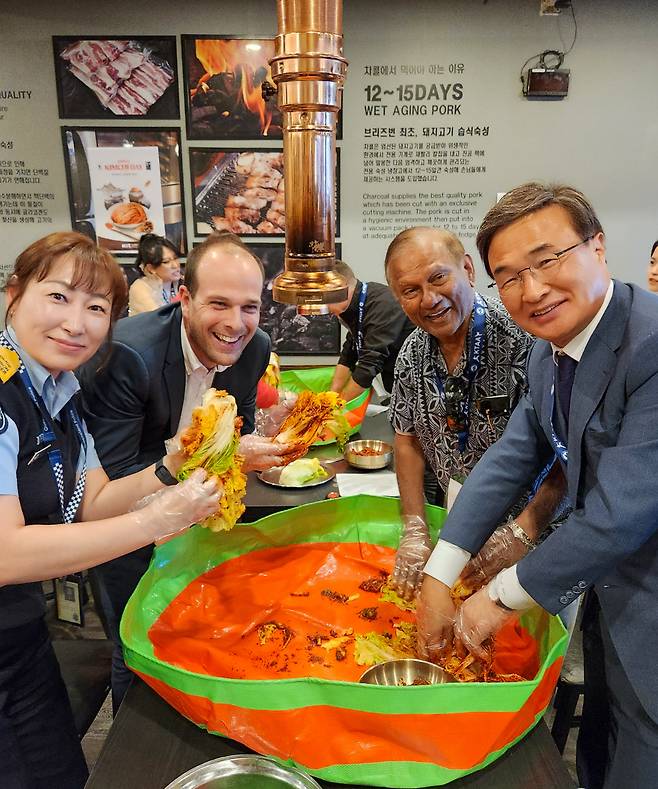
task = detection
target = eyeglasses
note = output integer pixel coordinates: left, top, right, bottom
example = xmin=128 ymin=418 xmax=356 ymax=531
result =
xmin=487 ymin=236 xmax=593 ymax=294
xmin=444 ymin=375 xmax=469 ymax=433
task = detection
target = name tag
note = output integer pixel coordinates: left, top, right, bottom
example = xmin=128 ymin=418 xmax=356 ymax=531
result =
xmin=0 ymin=346 xmax=20 ymax=382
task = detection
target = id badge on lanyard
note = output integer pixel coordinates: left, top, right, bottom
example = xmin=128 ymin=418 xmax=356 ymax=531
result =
xmin=355 ymin=282 xmax=368 ymax=356
xmin=435 ymin=294 xmax=487 ymax=456
xmin=0 ymin=333 xmax=88 ymax=523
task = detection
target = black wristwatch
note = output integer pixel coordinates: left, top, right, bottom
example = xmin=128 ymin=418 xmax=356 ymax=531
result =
xmin=154 ymin=457 xmax=178 ymax=486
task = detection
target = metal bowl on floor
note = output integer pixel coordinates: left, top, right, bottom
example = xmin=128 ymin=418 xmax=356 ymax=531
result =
xmin=359 ymin=658 xmax=452 ymax=686
xmin=344 ymin=439 xmax=393 ymax=470
xmin=164 ymin=754 xmax=321 ymax=788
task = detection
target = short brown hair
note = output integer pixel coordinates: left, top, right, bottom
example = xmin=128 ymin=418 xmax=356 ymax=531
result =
xmin=384 ymin=227 xmax=465 ymax=281
xmin=5 ymin=231 xmax=127 ymax=323
xmin=477 ymin=183 xmax=604 ymax=277
xmin=184 ymin=232 xmax=264 ymax=296
xmin=334 ymin=260 xmax=357 ymax=285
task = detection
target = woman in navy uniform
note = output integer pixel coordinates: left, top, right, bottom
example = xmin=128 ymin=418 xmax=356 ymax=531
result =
xmin=0 ymin=232 xmax=220 ymax=789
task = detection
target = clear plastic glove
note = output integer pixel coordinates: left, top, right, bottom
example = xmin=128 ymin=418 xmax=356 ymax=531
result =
xmin=416 ymin=576 xmax=456 ymax=662
xmin=163 ymin=430 xmax=187 ymax=477
xmin=453 ymin=583 xmax=516 ymax=660
xmin=133 ymin=468 xmax=221 ymax=545
xmin=255 ymin=391 xmax=298 ymax=437
xmin=390 ymin=514 xmax=432 ymax=601
xmin=458 ymin=523 xmax=532 ymax=594
xmin=239 ymin=433 xmax=292 ymax=472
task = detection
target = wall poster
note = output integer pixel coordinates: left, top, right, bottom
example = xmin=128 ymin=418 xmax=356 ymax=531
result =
xmin=61 ymin=127 xmax=187 ymax=255
xmin=86 ymin=146 xmax=165 ymax=253
xmin=190 ymin=148 xmax=285 ymax=237
xmin=182 ymin=36 xmax=281 ymax=140
xmin=249 ymin=243 xmax=342 ymax=356
xmin=53 ymin=36 xmax=179 ymax=120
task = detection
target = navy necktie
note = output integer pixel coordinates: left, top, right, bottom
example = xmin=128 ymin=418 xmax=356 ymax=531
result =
xmin=555 ymin=352 xmax=578 ymax=436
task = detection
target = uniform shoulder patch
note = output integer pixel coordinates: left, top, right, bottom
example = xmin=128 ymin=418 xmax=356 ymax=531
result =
xmin=0 ymin=406 xmax=7 ymax=436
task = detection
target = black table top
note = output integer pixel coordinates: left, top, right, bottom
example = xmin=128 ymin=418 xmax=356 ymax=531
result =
xmin=86 ymin=680 xmax=576 ymax=789
xmin=243 ymin=409 xmax=396 ymax=522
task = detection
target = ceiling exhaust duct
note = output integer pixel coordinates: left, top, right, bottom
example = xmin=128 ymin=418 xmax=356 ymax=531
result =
xmin=269 ymin=0 xmax=348 ymax=315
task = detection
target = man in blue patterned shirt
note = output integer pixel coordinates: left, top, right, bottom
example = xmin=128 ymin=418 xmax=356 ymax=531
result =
xmin=386 ymin=226 xmax=563 ymax=599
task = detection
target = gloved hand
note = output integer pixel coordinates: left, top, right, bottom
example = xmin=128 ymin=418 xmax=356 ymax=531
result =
xmin=239 ymin=433 xmax=293 ymax=472
xmin=133 ymin=468 xmax=221 ymax=545
xmin=453 ymin=582 xmax=516 ymax=660
xmin=255 ymin=391 xmax=298 ymax=437
xmin=390 ymin=514 xmax=432 ymax=601
xmin=458 ymin=522 xmax=533 ymax=594
xmin=416 ymin=576 xmax=456 ymax=662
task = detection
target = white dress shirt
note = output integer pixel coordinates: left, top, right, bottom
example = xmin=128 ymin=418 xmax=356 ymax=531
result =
xmin=424 ymin=280 xmax=615 ymax=610
xmin=176 ymin=321 xmax=228 ymax=434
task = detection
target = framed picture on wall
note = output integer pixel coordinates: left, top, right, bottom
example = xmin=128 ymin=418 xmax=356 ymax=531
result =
xmin=249 ymin=243 xmax=342 ymax=356
xmin=189 ymin=148 xmax=285 ymax=237
xmin=182 ymin=35 xmax=282 ymax=140
xmin=53 ymin=36 xmax=180 ymax=119
xmin=189 ymin=147 xmax=341 ymax=238
xmin=61 ymin=126 xmax=187 ymax=256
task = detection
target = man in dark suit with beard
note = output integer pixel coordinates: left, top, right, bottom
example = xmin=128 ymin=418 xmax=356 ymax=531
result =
xmin=79 ymin=233 xmax=289 ymax=710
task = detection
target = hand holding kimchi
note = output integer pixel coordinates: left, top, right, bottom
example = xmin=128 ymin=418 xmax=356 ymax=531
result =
xmin=177 ymin=388 xmax=247 ymax=532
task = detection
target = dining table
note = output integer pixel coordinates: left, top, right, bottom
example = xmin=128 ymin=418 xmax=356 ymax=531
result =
xmin=85 ymin=404 xmax=575 ymax=789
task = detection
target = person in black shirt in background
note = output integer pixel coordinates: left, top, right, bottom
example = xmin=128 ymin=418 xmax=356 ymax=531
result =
xmin=328 ymin=261 xmax=415 ymax=401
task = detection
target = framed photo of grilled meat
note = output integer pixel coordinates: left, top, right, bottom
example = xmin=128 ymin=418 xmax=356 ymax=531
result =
xmin=190 ymin=148 xmax=286 ymax=237
xmin=53 ymin=36 xmax=179 ymax=119
xmin=189 ymin=147 xmax=341 ymax=238
xmin=248 ymin=243 xmax=342 ymax=356
xmin=61 ymin=126 xmax=187 ymax=256
xmin=182 ymin=35 xmax=282 ymax=140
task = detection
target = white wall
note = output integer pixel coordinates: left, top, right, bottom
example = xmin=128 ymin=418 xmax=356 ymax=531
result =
xmin=1 ymin=0 xmax=657 ymax=335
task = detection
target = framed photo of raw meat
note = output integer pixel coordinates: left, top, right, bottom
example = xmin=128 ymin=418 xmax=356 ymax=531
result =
xmin=61 ymin=126 xmax=187 ymax=256
xmin=53 ymin=36 xmax=179 ymax=119
xmin=249 ymin=243 xmax=342 ymax=356
xmin=182 ymin=35 xmax=282 ymax=140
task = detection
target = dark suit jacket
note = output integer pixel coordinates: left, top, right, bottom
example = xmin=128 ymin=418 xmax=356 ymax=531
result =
xmin=78 ymin=303 xmax=270 ymax=479
xmin=440 ymin=282 xmax=658 ymax=720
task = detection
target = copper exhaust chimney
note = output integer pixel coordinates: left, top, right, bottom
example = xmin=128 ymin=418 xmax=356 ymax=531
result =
xmin=269 ymin=0 xmax=348 ymax=315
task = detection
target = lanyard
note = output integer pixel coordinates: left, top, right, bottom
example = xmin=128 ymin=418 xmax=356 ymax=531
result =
xmin=355 ymin=282 xmax=368 ymax=356
xmin=0 ymin=333 xmax=87 ymax=523
xmin=435 ymin=293 xmax=487 ymax=454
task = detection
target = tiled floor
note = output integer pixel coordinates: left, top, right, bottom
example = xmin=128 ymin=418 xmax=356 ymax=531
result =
xmin=49 ymin=586 xmax=582 ymax=783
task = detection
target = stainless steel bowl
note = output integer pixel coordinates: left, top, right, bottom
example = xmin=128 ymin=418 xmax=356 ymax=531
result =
xmin=164 ymin=754 xmax=321 ymax=788
xmin=359 ymin=658 xmax=452 ymax=686
xmin=344 ymin=439 xmax=393 ymax=470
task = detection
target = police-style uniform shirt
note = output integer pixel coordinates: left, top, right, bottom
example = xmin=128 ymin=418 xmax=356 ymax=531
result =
xmin=0 ymin=328 xmax=101 ymax=629
xmin=389 ymin=294 xmax=533 ymax=496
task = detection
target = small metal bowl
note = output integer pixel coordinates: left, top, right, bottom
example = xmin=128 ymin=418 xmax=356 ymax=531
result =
xmin=344 ymin=439 xmax=393 ymax=470
xmin=359 ymin=658 xmax=452 ymax=686
xmin=164 ymin=754 xmax=321 ymax=788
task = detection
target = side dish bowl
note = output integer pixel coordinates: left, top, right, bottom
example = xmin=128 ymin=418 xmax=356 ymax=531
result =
xmin=344 ymin=439 xmax=393 ymax=470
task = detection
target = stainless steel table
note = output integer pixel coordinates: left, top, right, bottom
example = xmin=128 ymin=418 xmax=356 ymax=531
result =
xmin=243 ymin=409 xmax=395 ymax=521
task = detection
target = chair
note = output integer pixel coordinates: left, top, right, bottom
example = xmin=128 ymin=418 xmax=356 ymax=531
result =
xmin=550 ymin=623 xmax=585 ymax=754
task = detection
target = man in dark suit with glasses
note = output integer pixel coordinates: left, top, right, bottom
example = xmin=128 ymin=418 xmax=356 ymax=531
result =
xmin=418 ymin=184 xmax=658 ymax=788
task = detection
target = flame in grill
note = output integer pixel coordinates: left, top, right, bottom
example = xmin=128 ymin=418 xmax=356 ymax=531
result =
xmin=193 ymin=39 xmax=274 ymax=136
